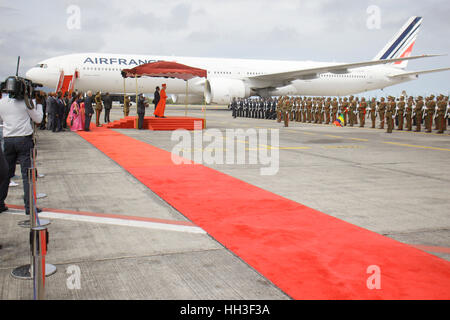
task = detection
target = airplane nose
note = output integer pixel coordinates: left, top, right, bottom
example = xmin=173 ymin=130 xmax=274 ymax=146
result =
xmin=25 ymin=68 xmax=35 ymax=80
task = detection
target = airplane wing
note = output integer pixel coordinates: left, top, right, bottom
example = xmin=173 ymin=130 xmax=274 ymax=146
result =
xmin=247 ymin=54 xmax=443 ymax=88
xmin=388 ymin=67 xmax=450 ymax=78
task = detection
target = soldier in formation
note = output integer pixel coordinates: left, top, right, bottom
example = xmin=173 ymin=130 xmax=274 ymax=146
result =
xmin=229 ymin=94 xmax=449 ymax=133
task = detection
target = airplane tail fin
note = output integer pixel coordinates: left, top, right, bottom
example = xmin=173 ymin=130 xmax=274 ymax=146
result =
xmin=373 ymin=16 xmax=423 ymax=69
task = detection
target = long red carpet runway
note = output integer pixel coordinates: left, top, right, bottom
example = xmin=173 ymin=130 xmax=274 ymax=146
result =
xmin=78 ymin=126 xmax=450 ymax=299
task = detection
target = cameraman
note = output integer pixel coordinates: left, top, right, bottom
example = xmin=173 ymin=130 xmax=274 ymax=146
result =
xmin=0 ymin=78 xmax=43 ymax=215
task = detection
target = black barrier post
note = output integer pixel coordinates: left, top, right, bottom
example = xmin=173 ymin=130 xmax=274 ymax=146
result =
xmin=11 ymin=131 xmax=56 ymax=298
xmin=30 ymin=226 xmax=48 ymax=299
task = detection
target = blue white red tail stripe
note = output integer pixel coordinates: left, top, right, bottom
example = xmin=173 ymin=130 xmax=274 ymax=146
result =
xmin=379 ymin=17 xmax=422 ymax=60
xmin=373 ymin=16 xmax=423 ymax=69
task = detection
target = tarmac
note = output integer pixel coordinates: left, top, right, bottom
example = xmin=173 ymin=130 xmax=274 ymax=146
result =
xmin=0 ymin=103 xmax=449 ymax=300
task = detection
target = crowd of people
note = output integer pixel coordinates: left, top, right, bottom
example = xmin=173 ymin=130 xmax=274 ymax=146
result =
xmin=33 ymin=84 xmax=166 ymax=132
xmin=33 ymin=90 xmax=114 ymax=132
xmin=229 ymin=94 xmax=450 ymax=133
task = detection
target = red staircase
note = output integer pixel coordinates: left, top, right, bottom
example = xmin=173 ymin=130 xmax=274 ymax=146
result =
xmin=55 ymin=70 xmax=78 ymax=95
xmin=106 ymin=116 xmax=205 ymax=131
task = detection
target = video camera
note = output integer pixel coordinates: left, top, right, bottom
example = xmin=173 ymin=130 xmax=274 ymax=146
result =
xmin=1 ymin=76 xmax=42 ymax=109
xmin=1 ymin=76 xmax=41 ymax=100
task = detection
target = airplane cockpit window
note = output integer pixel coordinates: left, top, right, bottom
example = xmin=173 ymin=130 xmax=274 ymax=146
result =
xmin=34 ymin=64 xmax=48 ymax=69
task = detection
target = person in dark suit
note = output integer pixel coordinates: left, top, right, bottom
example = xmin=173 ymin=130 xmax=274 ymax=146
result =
xmin=231 ymin=97 xmax=237 ymax=118
xmin=137 ymin=94 xmax=149 ymax=129
xmin=84 ymin=91 xmax=94 ymax=131
xmin=56 ymin=91 xmax=65 ymax=132
xmin=153 ymin=87 xmax=160 ymax=111
xmin=39 ymin=92 xmax=47 ymax=130
xmin=63 ymin=92 xmax=71 ymax=129
xmin=103 ymin=92 xmax=112 ymax=123
xmin=46 ymin=92 xmax=57 ymax=131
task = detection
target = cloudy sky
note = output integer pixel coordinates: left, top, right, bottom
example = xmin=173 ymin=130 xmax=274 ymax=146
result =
xmin=1 ymin=0 xmax=449 ymax=96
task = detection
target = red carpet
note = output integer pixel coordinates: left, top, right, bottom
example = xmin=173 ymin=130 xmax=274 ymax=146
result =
xmin=78 ymin=126 xmax=450 ymax=299
xmin=105 ymin=116 xmax=205 ymax=130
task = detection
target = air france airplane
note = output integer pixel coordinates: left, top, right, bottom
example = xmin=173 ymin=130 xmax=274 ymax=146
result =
xmin=26 ymin=16 xmax=450 ymax=104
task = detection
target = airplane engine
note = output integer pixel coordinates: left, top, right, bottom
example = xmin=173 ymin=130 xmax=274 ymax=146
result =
xmin=204 ymin=78 xmax=250 ymax=104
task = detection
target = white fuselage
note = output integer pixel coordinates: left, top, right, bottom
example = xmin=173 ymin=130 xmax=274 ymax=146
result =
xmin=26 ymin=53 xmax=414 ymax=103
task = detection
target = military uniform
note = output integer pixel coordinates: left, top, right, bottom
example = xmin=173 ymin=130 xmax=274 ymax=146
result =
xmin=276 ymin=97 xmax=283 ymax=123
xmin=436 ymin=95 xmax=447 ymax=134
xmin=94 ymin=92 xmax=103 ymax=126
xmin=348 ymin=96 xmax=356 ymax=127
xmin=368 ymin=98 xmax=377 ymax=128
xmin=295 ymin=98 xmax=302 ymax=122
xmin=386 ymin=97 xmax=395 ymax=133
xmin=446 ymin=97 xmax=450 ymax=128
xmin=358 ymin=98 xmax=367 ymax=127
xmin=317 ymin=99 xmax=323 ymax=124
xmin=324 ymin=98 xmax=331 ymax=124
xmin=425 ymin=96 xmax=435 ymax=133
xmin=396 ymin=96 xmax=405 ymax=130
xmin=331 ymin=98 xmax=338 ymax=123
xmin=405 ymin=97 xmax=413 ymax=131
xmin=271 ymin=99 xmax=277 ymax=120
xmin=341 ymin=98 xmax=349 ymax=126
xmin=414 ymin=96 xmax=424 ymax=132
xmin=312 ymin=98 xmax=317 ymax=123
xmin=300 ymin=98 xmax=305 ymax=123
xmin=281 ymin=97 xmax=290 ymax=127
xmin=231 ymin=98 xmax=237 ymax=118
xmin=378 ymin=97 xmax=386 ymax=129
xmin=123 ymin=95 xmax=131 ymax=117
xmin=306 ymin=98 xmax=312 ymax=123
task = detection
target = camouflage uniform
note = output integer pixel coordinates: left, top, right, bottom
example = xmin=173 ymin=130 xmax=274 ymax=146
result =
xmin=358 ymin=97 xmax=367 ymax=128
xmin=378 ymin=97 xmax=386 ymax=129
xmin=386 ymin=96 xmax=395 ymax=133
xmin=94 ymin=92 xmax=103 ymax=126
xmin=123 ymin=95 xmax=131 ymax=117
xmin=306 ymin=98 xmax=312 ymax=123
xmin=396 ymin=96 xmax=405 ymax=130
xmin=414 ymin=96 xmax=424 ymax=132
xmin=341 ymin=97 xmax=349 ymax=126
xmin=281 ymin=97 xmax=290 ymax=127
xmin=276 ymin=97 xmax=283 ymax=123
xmin=317 ymin=98 xmax=323 ymax=124
xmin=324 ymin=98 xmax=331 ymax=124
xmin=436 ymin=95 xmax=447 ymax=134
xmin=368 ymin=98 xmax=377 ymax=128
xmin=425 ymin=95 xmax=435 ymax=133
xmin=348 ymin=96 xmax=356 ymax=127
xmin=331 ymin=98 xmax=338 ymax=123
xmin=405 ymin=97 xmax=413 ymax=131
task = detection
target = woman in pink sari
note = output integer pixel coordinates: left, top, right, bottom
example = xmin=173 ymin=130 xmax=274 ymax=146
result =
xmin=69 ymin=92 xmax=85 ymax=131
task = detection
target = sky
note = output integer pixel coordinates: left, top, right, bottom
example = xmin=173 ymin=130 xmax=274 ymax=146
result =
xmin=0 ymin=0 xmax=449 ymax=97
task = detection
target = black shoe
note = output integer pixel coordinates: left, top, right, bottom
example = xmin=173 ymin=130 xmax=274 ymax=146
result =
xmin=0 ymin=206 xmax=8 ymax=213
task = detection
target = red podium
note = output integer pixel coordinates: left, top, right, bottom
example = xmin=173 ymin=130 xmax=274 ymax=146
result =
xmin=105 ymin=116 xmax=205 ymax=131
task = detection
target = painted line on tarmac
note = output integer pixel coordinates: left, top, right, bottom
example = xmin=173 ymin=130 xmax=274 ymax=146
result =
xmin=382 ymin=141 xmax=450 ymax=152
xmin=5 ymin=204 xmax=206 ymax=234
xmin=410 ymin=244 xmax=450 ymax=255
